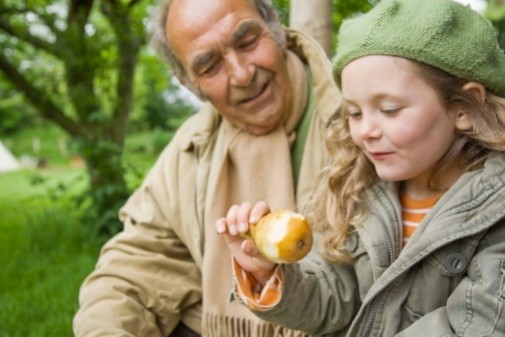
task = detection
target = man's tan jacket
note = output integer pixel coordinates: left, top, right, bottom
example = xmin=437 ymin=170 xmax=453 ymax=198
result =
xmin=73 ymin=29 xmax=340 ymax=337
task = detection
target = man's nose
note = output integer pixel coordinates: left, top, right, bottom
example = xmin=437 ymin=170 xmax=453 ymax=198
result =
xmin=226 ymin=52 xmax=254 ymax=87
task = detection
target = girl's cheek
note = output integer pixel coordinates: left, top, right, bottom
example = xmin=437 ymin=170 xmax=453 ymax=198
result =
xmin=349 ymin=125 xmax=361 ymax=146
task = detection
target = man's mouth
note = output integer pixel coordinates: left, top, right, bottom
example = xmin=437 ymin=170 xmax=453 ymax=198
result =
xmin=237 ymin=82 xmax=269 ymax=105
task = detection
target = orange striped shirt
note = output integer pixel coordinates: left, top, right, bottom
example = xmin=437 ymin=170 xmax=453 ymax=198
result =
xmin=400 ymin=193 xmax=441 ymax=247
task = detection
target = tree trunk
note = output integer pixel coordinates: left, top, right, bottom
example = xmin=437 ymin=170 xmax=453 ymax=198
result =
xmin=0 ymin=0 xmax=143 ymax=235
xmin=289 ymin=0 xmax=333 ymax=57
xmin=81 ymin=137 xmax=129 ymax=235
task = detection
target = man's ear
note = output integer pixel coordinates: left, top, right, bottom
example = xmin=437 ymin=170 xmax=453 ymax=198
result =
xmin=177 ymin=75 xmax=186 ymax=87
xmin=177 ymin=75 xmax=206 ymax=101
xmin=462 ymin=82 xmax=486 ymax=103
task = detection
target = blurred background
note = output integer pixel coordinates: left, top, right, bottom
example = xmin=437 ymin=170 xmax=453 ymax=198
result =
xmin=0 ymin=0 xmax=503 ymax=336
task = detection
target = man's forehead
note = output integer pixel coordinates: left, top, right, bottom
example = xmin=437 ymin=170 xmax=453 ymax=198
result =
xmin=166 ymin=0 xmax=264 ymax=63
xmin=167 ymin=0 xmax=258 ymax=32
xmin=189 ymin=20 xmax=263 ymax=71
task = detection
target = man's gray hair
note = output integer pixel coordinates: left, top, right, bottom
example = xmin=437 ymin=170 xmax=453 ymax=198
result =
xmin=147 ymin=0 xmax=285 ymax=80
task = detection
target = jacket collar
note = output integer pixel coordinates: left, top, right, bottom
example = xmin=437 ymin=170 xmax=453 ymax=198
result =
xmin=285 ymin=29 xmax=339 ymax=127
xmin=360 ymin=152 xmax=505 ymax=305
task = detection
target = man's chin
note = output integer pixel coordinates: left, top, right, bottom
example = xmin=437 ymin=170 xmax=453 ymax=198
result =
xmin=226 ymin=109 xmax=284 ymax=135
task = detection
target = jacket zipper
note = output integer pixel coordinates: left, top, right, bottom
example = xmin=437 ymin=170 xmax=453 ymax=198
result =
xmin=360 ymin=297 xmax=378 ymax=337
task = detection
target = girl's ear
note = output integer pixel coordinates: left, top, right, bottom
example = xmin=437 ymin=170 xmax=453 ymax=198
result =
xmin=462 ymin=82 xmax=486 ymax=103
xmin=455 ymin=109 xmax=473 ymax=131
xmin=454 ymin=82 xmax=485 ymax=131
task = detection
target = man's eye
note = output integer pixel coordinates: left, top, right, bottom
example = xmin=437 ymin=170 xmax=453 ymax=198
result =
xmin=201 ymin=62 xmax=220 ymax=76
xmin=239 ymin=37 xmax=258 ymax=49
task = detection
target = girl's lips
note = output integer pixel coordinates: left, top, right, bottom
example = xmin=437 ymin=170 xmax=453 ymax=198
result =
xmin=369 ymin=151 xmax=394 ymax=160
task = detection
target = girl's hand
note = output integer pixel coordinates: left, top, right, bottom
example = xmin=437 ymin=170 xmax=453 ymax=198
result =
xmin=216 ymin=201 xmax=277 ymax=285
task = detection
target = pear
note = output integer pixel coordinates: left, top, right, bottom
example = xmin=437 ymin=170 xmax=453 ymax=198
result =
xmin=248 ymin=210 xmax=313 ymax=264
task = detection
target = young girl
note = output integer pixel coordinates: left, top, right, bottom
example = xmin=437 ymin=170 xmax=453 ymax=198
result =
xmin=216 ymin=0 xmax=505 ymax=336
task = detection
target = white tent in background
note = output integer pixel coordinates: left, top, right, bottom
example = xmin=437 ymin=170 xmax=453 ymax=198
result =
xmin=0 ymin=140 xmax=20 ymax=173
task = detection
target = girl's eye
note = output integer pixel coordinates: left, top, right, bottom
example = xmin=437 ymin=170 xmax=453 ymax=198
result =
xmin=348 ymin=110 xmax=362 ymax=119
xmin=380 ymin=107 xmax=402 ymax=114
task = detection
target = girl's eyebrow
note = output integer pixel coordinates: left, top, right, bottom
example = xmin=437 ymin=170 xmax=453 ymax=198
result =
xmin=343 ymin=93 xmax=396 ymax=104
xmin=341 ymin=95 xmax=361 ymax=106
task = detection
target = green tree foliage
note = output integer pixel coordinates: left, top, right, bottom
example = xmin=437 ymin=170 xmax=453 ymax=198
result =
xmin=272 ymin=0 xmax=375 ymax=55
xmin=132 ymin=50 xmax=196 ymax=132
xmin=0 ymin=80 xmax=38 ymax=134
xmin=486 ymin=0 xmax=505 ymax=49
xmin=272 ymin=0 xmax=290 ymax=25
xmin=0 ymin=0 xmax=149 ymax=235
xmin=333 ymin=0 xmax=376 ymax=28
xmin=0 ymin=0 xmax=374 ymax=236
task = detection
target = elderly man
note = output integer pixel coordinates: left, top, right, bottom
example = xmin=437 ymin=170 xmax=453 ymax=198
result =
xmin=73 ymin=0 xmax=340 ymax=336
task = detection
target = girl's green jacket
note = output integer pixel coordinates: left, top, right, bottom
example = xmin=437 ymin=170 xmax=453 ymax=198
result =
xmin=253 ymin=152 xmax=505 ymax=337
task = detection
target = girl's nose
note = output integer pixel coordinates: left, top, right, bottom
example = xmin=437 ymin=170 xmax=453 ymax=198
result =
xmin=358 ymin=115 xmax=382 ymax=140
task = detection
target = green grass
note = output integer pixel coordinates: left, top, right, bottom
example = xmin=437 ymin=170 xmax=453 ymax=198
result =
xmin=3 ymin=124 xmax=70 ymax=167
xmin=123 ymin=129 xmax=173 ymax=168
xmin=0 ymin=126 xmax=174 ymax=336
xmin=0 ymin=169 xmax=106 ymax=337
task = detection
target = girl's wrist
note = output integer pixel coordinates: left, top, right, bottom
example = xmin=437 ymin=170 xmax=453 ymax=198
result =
xmin=253 ymin=265 xmax=277 ymax=286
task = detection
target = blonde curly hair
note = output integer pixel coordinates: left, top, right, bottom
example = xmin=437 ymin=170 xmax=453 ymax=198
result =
xmin=309 ymin=60 xmax=505 ymax=264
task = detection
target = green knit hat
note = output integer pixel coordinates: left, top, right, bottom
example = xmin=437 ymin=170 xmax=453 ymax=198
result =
xmin=332 ymin=0 xmax=505 ymax=96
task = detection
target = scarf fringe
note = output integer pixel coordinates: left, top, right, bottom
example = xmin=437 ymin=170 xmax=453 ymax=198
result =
xmin=203 ymin=312 xmax=310 ymax=337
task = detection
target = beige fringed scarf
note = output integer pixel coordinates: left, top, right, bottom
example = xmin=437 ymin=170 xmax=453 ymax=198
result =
xmin=201 ymin=51 xmax=312 ymax=337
